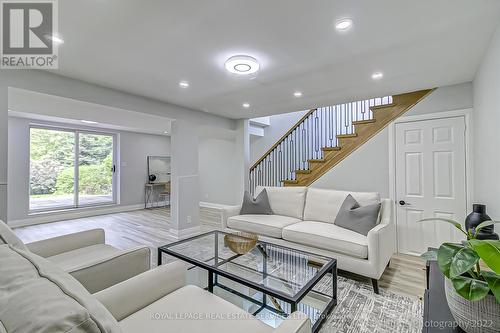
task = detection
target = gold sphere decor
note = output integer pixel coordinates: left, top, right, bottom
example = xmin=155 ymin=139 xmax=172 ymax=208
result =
xmin=224 ymin=232 xmax=258 ymax=254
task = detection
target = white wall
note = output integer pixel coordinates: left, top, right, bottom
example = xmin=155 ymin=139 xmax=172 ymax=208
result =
xmin=473 ymin=22 xmax=500 ymax=220
xmin=199 ymin=138 xmax=241 ymax=205
xmin=7 ymin=116 xmax=170 ymax=223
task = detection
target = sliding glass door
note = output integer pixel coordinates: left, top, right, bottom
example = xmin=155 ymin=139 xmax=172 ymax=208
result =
xmin=29 ymin=126 xmax=116 ymax=211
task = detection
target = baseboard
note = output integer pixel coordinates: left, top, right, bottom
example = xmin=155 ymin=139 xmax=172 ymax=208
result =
xmin=9 ymin=204 xmax=144 ymax=228
xmin=169 ymin=225 xmax=203 ymax=239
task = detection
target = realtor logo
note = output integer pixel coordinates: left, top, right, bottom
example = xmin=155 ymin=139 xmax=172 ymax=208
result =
xmin=1 ymin=0 xmax=58 ymax=68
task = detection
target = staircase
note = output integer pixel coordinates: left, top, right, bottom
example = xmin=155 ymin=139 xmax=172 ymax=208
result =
xmin=249 ymin=89 xmax=434 ymax=193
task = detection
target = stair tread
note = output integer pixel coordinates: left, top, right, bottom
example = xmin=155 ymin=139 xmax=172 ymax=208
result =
xmin=308 ymin=158 xmax=326 ymax=163
xmin=370 ymin=103 xmax=396 ymax=110
xmin=337 ymin=133 xmax=357 ymax=138
xmin=322 ymin=146 xmax=341 ymax=151
xmin=296 ymin=169 xmax=312 ymax=174
xmin=352 ymin=119 xmax=376 ymax=125
xmin=283 ymin=179 xmax=298 ymax=184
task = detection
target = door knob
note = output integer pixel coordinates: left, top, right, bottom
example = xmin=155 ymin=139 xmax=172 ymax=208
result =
xmin=399 ymin=200 xmax=410 ymax=206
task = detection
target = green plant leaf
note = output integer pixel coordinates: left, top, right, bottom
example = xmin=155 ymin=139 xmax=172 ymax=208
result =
xmin=449 ymin=247 xmax=480 ymax=278
xmin=469 ymin=240 xmax=500 ymax=274
xmin=420 ymin=249 xmax=438 ymax=261
xmin=419 ymin=217 xmax=462 ymax=229
xmin=451 ymin=276 xmax=490 ymax=301
xmin=481 ymin=271 xmax=500 ymax=303
xmin=419 ymin=218 xmax=467 ymax=237
xmin=438 ymin=243 xmax=464 ymax=278
xmin=475 ymin=220 xmax=500 ymax=234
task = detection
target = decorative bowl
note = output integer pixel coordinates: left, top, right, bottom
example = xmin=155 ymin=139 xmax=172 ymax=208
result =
xmin=224 ymin=232 xmax=258 ymax=254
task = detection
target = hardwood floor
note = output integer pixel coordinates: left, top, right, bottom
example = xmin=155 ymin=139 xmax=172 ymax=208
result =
xmin=14 ymin=208 xmax=426 ymax=299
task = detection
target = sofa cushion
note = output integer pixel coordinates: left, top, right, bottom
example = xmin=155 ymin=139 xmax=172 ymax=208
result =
xmin=334 ymin=194 xmax=381 ymax=236
xmin=303 ymin=188 xmax=380 ymax=223
xmin=228 ymin=214 xmax=301 ymax=238
xmin=255 ymin=186 xmax=307 ymax=219
xmin=0 ymin=244 xmax=121 ymax=333
xmin=48 ymin=244 xmax=123 ymax=272
xmin=120 ymin=284 xmax=272 ymax=333
xmin=0 ymin=219 xmax=28 ymax=251
xmin=240 ymin=189 xmax=273 ymax=215
xmin=282 ymin=222 xmax=368 ymax=258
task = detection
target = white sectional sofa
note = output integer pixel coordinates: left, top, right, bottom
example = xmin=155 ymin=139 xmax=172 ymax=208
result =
xmin=222 ymin=186 xmax=396 ymax=293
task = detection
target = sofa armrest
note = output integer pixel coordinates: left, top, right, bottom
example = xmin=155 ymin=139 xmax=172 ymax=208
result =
xmin=94 ymin=261 xmax=187 ymax=321
xmin=274 ymin=312 xmax=311 ymax=333
xmin=367 ymin=199 xmax=396 ymax=278
xmin=26 ymin=229 xmax=105 ymax=258
xmin=70 ymin=246 xmax=151 ymax=294
xmin=221 ymin=205 xmax=242 ymax=228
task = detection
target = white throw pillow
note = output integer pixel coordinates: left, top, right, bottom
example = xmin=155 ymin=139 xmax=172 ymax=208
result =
xmin=303 ymin=188 xmax=380 ymax=223
xmin=255 ymin=186 xmax=307 ymax=219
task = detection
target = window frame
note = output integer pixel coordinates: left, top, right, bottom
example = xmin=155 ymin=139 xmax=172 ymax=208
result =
xmin=29 ymin=124 xmax=118 ymax=213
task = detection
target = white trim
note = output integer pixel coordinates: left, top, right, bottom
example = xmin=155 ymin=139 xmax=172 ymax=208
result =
xmin=388 ymin=108 xmax=473 ymax=253
xmin=392 ymin=108 xmax=473 ymax=124
xmin=199 ymin=201 xmax=235 ymax=210
xmin=169 ymin=226 xmax=203 ymax=239
xmin=9 ymin=204 xmax=144 ymax=228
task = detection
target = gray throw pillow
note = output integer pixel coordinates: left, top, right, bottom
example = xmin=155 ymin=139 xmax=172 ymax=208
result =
xmin=240 ymin=189 xmax=273 ymax=215
xmin=334 ymin=194 xmax=381 ymax=236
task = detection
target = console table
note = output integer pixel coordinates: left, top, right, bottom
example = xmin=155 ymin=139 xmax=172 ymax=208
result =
xmin=423 ymin=260 xmax=464 ymax=332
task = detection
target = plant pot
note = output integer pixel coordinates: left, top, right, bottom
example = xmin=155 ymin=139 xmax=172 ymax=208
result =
xmin=445 ymin=278 xmax=500 ymax=333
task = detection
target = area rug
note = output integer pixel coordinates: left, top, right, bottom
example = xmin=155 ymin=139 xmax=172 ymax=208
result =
xmin=315 ymin=275 xmax=423 ymax=333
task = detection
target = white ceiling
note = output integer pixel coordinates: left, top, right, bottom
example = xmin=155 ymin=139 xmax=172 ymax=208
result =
xmin=53 ymin=0 xmax=500 ymax=119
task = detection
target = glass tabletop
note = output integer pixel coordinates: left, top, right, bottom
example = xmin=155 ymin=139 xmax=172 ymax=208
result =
xmin=159 ymin=231 xmax=336 ymax=300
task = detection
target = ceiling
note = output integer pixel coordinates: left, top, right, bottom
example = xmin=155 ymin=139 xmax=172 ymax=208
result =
xmin=53 ymin=0 xmax=500 ymax=119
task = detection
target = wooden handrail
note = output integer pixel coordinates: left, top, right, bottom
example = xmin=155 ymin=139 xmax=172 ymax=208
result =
xmin=249 ymin=108 xmax=317 ymax=171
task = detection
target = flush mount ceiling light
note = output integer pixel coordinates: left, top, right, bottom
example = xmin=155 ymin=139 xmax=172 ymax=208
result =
xmin=81 ymin=120 xmax=98 ymax=124
xmin=45 ymin=33 xmax=64 ymax=44
xmin=293 ymin=91 xmax=303 ymax=97
xmin=335 ymin=18 xmax=353 ymax=31
xmin=225 ymin=55 xmax=260 ymax=75
xmin=179 ymin=81 xmax=189 ymax=88
xmin=242 ymin=103 xmax=250 ymax=108
xmin=371 ymin=72 xmax=384 ymax=80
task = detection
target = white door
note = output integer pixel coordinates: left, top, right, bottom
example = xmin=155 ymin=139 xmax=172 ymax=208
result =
xmin=395 ymin=116 xmax=467 ymax=255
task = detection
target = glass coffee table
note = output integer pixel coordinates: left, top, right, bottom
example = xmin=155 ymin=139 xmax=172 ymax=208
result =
xmin=158 ymin=230 xmax=337 ymax=332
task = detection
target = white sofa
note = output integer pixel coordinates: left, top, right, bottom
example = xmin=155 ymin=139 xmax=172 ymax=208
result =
xmin=222 ymin=187 xmax=396 ymax=293
xmin=0 ymin=220 xmax=151 ymax=293
xmin=0 ymin=242 xmax=311 ymax=333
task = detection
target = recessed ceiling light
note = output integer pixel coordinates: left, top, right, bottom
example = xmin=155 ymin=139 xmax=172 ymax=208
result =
xmin=242 ymin=103 xmax=250 ymax=108
xmin=294 ymin=91 xmax=303 ymax=97
xmin=371 ymin=72 xmax=384 ymax=80
xmin=164 ymin=131 xmax=169 ymax=134
xmin=45 ymin=34 xmax=64 ymax=44
xmin=81 ymin=120 xmax=98 ymax=124
xmin=225 ymin=55 xmax=260 ymax=75
xmin=179 ymin=81 xmax=189 ymax=88
xmin=335 ymin=18 xmax=353 ymax=31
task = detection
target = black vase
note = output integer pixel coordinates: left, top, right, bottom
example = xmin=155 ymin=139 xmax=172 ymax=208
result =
xmin=465 ymin=204 xmax=499 ymax=240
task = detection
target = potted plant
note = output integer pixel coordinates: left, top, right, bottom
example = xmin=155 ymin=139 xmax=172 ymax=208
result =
xmin=420 ymin=219 xmax=500 ymax=333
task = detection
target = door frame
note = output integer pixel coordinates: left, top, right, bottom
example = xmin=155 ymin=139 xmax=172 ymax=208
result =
xmin=388 ymin=108 xmax=473 ymax=253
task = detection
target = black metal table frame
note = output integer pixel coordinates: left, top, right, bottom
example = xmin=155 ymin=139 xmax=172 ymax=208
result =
xmin=158 ymin=230 xmax=337 ymax=333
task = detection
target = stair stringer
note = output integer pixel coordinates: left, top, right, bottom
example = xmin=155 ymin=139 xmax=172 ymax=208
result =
xmin=284 ymin=89 xmax=435 ymax=187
